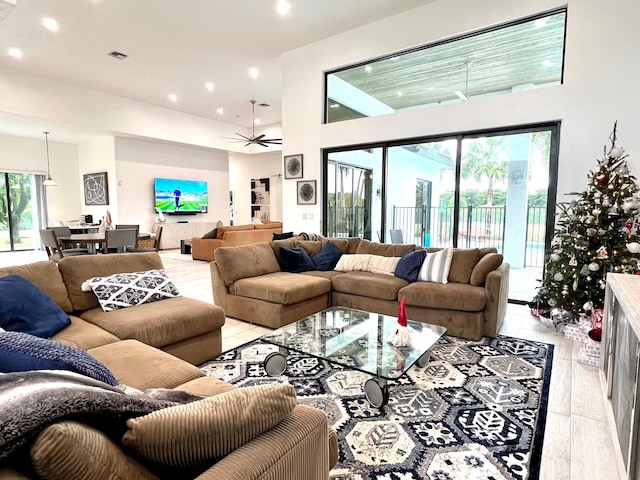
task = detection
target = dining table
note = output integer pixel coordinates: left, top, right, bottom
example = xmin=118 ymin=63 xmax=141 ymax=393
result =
xmin=58 ymin=232 xmax=151 ymax=254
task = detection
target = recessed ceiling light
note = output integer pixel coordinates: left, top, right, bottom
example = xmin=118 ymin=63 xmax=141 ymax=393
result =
xmin=397 ymin=91 xmax=403 ymax=97
xmin=254 ymin=119 xmax=261 ymax=125
xmin=329 ymin=103 xmax=340 ymax=109
xmin=42 ymin=17 xmax=59 ymax=32
xmin=8 ymin=47 xmax=22 ymax=58
xmin=276 ymin=0 xmax=290 ymax=16
xmin=365 ymin=65 xmax=372 ymax=73
xmin=168 ymin=94 xmax=177 ymax=102
xmin=205 ymin=82 xmax=214 ymax=92
xmin=249 ymin=67 xmax=258 ymax=79
xmin=216 ymin=107 xmax=224 ymax=114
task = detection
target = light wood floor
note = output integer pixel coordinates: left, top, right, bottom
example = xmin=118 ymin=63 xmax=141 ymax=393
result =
xmin=0 ymin=249 xmax=626 ymax=479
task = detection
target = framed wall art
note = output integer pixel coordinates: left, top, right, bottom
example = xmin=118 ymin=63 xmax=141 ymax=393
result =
xmin=284 ymin=154 xmax=303 ymax=179
xmin=83 ymin=172 xmax=109 ymax=205
xmin=297 ymin=180 xmax=317 ymax=205
xmin=250 ymin=177 xmax=271 ymax=221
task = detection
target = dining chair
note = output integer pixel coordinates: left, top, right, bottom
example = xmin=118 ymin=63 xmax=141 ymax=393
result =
xmin=116 ymin=224 xmax=140 ymax=251
xmin=136 ymin=225 xmax=162 ymax=252
xmin=389 ymin=229 xmax=404 ymax=244
xmin=104 ymin=228 xmax=137 ymax=254
xmin=48 ymin=226 xmax=90 ymax=253
xmin=39 ymin=229 xmax=89 ymax=262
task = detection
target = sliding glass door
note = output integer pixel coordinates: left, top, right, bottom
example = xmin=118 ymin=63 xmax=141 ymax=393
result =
xmin=0 ymin=172 xmax=43 ymax=252
xmin=323 ymin=124 xmax=558 ymax=303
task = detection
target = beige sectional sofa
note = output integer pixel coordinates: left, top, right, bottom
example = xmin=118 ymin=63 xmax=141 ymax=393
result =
xmin=0 ymin=252 xmax=337 ymax=479
xmin=211 ymin=237 xmax=510 ymax=340
xmin=191 ymin=221 xmax=283 ymax=261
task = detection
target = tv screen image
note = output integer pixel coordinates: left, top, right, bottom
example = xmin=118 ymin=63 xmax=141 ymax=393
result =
xmin=154 ymin=178 xmax=208 ymax=213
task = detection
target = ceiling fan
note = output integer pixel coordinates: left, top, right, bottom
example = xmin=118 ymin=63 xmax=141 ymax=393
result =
xmin=223 ymin=100 xmax=282 ymax=147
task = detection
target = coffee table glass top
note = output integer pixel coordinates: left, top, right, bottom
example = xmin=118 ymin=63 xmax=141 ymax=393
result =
xmin=261 ymin=307 xmax=447 ymax=380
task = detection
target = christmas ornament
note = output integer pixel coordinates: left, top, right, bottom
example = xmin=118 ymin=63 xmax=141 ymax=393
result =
xmin=585 ymin=216 xmax=595 ymax=224
xmin=587 ymin=228 xmax=597 ymax=236
xmin=583 ymin=301 xmax=593 ymax=312
xmin=569 ymin=256 xmax=578 ymax=266
xmin=610 ymin=146 xmax=625 ymax=158
xmin=553 ymin=273 xmax=564 ymax=281
xmin=623 ymin=196 xmax=640 ymax=213
xmin=592 ymin=208 xmax=602 ymax=216
xmin=588 ymin=328 xmax=602 ymax=342
xmin=549 ymin=253 xmax=560 ymax=262
xmin=602 ymin=195 xmax=611 ymax=207
xmin=551 ymin=237 xmax=561 ymax=247
xmin=580 ymin=265 xmax=589 ymax=276
xmin=588 ymin=262 xmax=600 ymax=271
xmin=562 ymin=285 xmax=569 ymax=295
xmin=548 ymin=298 xmax=557 ymax=307
xmin=388 ymin=296 xmax=411 ymax=347
xmin=627 ymin=242 xmax=640 ymax=254
xmin=596 ymin=173 xmax=608 ymax=184
xmin=596 ymin=246 xmax=608 ymax=259
xmin=573 ymin=278 xmax=579 ymax=290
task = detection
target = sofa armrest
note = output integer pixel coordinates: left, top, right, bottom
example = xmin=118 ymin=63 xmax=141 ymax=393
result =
xmin=191 ymin=238 xmax=224 ymax=261
xmin=483 ymin=262 xmax=510 ymax=337
xmin=210 ymin=261 xmax=228 ymax=312
xmin=195 ymin=405 xmax=335 ymax=480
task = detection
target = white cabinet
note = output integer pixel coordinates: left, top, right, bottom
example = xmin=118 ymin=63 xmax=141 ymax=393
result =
xmin=602 ymin=273 xmax=640 ymax=480
xmin=154 ymin=222 xmax=216 ymax=250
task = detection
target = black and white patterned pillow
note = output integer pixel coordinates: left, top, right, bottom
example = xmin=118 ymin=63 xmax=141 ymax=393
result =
xmin=81 ymin=269 xmax=180 ymax=312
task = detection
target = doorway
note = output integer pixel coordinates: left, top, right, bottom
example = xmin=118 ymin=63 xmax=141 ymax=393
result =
xmin=323 ymin=123 xmax=559 ymax=303
xmin=0 ymin=172 xmax=44 ymax=252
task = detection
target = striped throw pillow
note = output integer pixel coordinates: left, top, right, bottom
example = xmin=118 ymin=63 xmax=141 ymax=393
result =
xmin=418 ymin=247 xmax=453 ymax=284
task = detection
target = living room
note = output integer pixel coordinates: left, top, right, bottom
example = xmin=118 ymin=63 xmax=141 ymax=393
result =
xmin=0 ymin=0 xmax=639 ymax=479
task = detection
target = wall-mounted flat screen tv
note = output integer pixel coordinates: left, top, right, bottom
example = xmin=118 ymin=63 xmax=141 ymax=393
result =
xmin=154 ymin=178 xmax=208 ymax=214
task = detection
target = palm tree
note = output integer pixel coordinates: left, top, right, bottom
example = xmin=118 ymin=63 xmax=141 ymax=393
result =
xmin=461 ymin=137 xmax=508 ymax=235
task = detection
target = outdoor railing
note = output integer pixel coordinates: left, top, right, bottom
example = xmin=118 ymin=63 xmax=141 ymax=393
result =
xmin=326 ymin=205 xmax=546 ymax=267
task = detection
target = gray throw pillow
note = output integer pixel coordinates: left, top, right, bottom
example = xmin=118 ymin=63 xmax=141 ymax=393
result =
xmin=202 ymin=228 xmax=218 ymax=239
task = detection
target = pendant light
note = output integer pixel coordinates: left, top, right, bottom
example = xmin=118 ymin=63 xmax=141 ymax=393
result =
xmin=42 ymin=131 xmax=58 ymax=187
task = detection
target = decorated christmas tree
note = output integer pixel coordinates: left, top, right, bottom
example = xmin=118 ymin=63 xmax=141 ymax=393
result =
xmin=531 ymin=122 xmax=640 ymax=322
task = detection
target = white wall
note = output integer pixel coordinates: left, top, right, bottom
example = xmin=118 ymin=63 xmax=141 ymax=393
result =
xmin=114 ymin=137 xmax=230 ymax=233
xmin=281 ymin=0 xmax=640 ymax=233
xmin=77 ymin=138 xmax=117 ymax=224
xmin=229 ymin=150 xmax=282 ymax=225
xmin=0 ymin=134 xmax=81 ymax=225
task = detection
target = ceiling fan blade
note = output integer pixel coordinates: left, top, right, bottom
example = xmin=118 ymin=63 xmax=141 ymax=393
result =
xmin=254 ymin=134 xmax=265 ymax=141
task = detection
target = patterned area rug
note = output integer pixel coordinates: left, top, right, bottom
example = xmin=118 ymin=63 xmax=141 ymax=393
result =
xmin=200 ymin=335 xmax=553 ymax=480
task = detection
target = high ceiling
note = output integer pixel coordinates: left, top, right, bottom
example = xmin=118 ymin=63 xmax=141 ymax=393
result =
xmin=0 ymin=0 xmax=432 ymax=142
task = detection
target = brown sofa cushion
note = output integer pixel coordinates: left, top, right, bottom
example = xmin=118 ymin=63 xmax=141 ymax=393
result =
xmin=399 ymin=282 xmax=487 ymax=311
xmin=322 ymin=238 xmax=350 ymax=253
xmin=332 ymin=271 xmax=408 ymax=301
xmin=230 ymin=272 xmax=331 ymax=305
xmin=448 ymin=248 xmax=483 ymax=284
xmin=88 ymin=339 xmax=204 ymax=390
xmin=215 ymin=243 xmax=281 ymax=286
xmin=270 ymin=237 xmax=300 ymax=267
xmin=123 ymin=384 xmax=297 ymax=469
xmin=58 ymin=252 xmax=165 ymax=312
xmin=216 ymin=224 xmax=255 ymax=239
xmin=294 ymin=240 xmax=323 ymax=256
xmin=0 ymin=261 xmax=73 ymax=313
xmin=31 ymin=421 xmax=157 ymax=480
xmin=356 ymin=239 xmax=415 ymax=257
xmin=470 ymin=253 xmax=504 ymax=286
xmin=52 ymin=315 xmax=120 ymax=350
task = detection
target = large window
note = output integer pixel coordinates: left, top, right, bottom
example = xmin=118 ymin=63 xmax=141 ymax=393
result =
xmin=325 ymin=9 xmax=566 ymax=123
xmin=0 ymin=172 xmax=45 ymax=252
xmin=322 ymin=124 xmax=559 ymax=303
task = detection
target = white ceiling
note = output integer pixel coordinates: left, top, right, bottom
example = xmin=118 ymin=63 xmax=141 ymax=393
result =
xmin=0 ymin=0 xmax=431 ymax=143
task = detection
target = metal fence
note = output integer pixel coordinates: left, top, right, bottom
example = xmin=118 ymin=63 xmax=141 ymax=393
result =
xmin=326 ymin=205 xmax=546 ymax=267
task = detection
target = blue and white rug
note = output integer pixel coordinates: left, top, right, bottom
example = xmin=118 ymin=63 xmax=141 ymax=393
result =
xmin=200 ymin=334 xmax=553 ymax=480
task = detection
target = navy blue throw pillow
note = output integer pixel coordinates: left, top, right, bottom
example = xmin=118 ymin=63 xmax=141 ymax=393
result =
xmin=312 ymin=241 xmax=343 ymax=271
xmin=394 ymin=250 xmax=427 ymax=282
xmin=273 ymin=231 xmax=294 ymax=240
xmin=280 ymin=247 xmax=316 ymax=273
xmin=0 ymin=331 xmax=119 ymax=386
xmin=0 ymin=275 xmax=71 ymax=338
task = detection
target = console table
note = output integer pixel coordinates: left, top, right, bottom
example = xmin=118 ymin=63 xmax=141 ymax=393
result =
xmin=601 ymin=273 xmax=640 ymax=480
xmin=154 ymin=222 xmax=216 ymax=250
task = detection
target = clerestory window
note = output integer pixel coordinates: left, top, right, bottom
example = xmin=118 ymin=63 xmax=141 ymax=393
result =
xmin=325 ymin=9 xmax=567 ymax=123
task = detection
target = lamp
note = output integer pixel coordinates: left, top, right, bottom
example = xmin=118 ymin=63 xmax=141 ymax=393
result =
xmin=42 ymin=131 xmax=57 ymax=187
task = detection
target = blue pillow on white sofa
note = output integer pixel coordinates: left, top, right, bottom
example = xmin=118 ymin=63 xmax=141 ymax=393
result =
xmin=0 ymin=275 xmax=70 ymax=338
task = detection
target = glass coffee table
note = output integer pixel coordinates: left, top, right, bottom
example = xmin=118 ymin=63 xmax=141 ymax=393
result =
xmin=260 ymin=307 xmax=447 ymax=407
